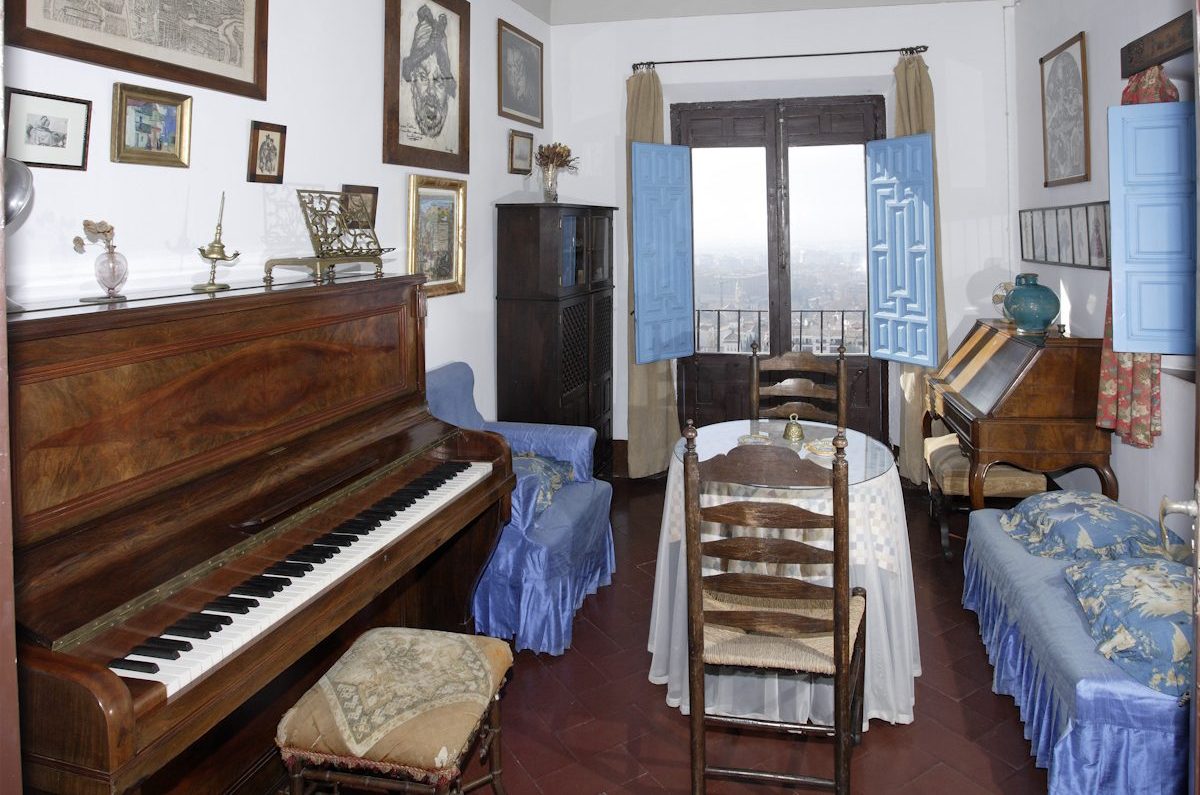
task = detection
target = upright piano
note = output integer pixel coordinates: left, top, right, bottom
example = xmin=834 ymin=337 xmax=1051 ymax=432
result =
xmin=923 ymin=319 xmax=1117 ymax=509
xmin=9 ymin=275 xmax=515 ymax=794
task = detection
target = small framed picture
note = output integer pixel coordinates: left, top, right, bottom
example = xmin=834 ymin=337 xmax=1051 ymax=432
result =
xmin=5 ymin=88 xmax=91 ymax=170
xmin=1088 ymin=203 xmax=1109 ymax=268
xmin=247 ymin=121 xmax=286 ymax=183
xmin=497 ymin=19 xmax=543 ymax=128
xmin=110 ymin=83 xmax=191 ymax=167
xmin=1019 ymin=210 xmax=1033 ymax=260
xmin=508 ymin=130 xmax=533 ymax=174
xmin=1071 ymin=205 xmax=1089 ymax=266
xmin=1031 ymin=209 xmax=1045 ymax=261
xmin=342 ymin=184 xmax=380 ymax=229
xmin=1056 ymin=207 xmax=1073 ymax=264
xmin=407 ymin=174 xmax=466 ymax=297
xmin=1043 ymin=209 xmax=1059 ymax=263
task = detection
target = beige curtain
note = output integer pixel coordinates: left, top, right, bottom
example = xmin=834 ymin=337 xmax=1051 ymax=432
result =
xmin=625 ymin=68 xmax=679 ymax=478
xmin=893 ymin=54 xmax=947 ymax=485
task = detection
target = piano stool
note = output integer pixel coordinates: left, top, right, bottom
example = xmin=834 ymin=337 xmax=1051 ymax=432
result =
xmin=276 ymin=627 xmax=513 ymax=794
xmin=924 ymin=433 xmax=1048 ymax=560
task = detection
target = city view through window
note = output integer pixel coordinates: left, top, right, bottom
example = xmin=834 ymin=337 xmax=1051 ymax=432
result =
xmin=692 ymin=144 xmax=868 ymax=355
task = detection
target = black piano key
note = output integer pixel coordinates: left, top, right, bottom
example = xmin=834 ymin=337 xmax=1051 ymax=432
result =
xmin=188 ymin=611 xmax=232 ymax=626
xmin=332 ymin=524 xmax=372 ymax=537
xmin=351 ymin=514 xmax=383 ymax=526
xmin=230 ymin=583 xmax=276 ymax=599
xmin=110 ymin=658 xmax=159 ymax=674
xmin=208 ymin=596 xmax=258 ymax=612
xmin=145 ymin=636 xmax=193 ymax=652
xmin=245 ymin=575 xmax=287 ymax=592
xmin=359 ymin=508 xmax=395 ymax=520
xmin=315 ymin=533 xmax=355 ymax=548
xmin=175 ymin=617 xmax=222 ymax=634
xmin=300 ymin=543 xmax=340 ymax=558
xmin=266 ymin=562 xmax=311 ymax=577
xmin=288 ymin=549 xmax=331 ymax=564
xmin=130 ymin=644 xmax=181 ymax=660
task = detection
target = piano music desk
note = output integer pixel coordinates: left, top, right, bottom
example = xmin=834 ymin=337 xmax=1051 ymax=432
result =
xmin=924 ymin=319 xmax=1117 ymax=510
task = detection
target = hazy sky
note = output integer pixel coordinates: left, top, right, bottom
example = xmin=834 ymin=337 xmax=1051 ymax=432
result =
xmin=691 ymin=144 xmax=867 ymax=253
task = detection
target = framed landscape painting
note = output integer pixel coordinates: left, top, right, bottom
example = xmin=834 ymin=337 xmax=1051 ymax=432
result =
xmin=407 ymin=174 xmax=466 ymax=297
xmin=5 ymin=87 xmax=91 ymax=169
xmin=5 ymin=0 xmax=268 ymax=99
xmin=497 ymin=19 xmax=543 ymax=127
xmin=384 ymin=0 xmax=471 ymax=173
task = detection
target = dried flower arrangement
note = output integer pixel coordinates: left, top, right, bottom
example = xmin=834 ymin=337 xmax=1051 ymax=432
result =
xmin=534 ymin=142 xmax=579 ymax=173
xmin=72 ymin=219 xmax=117 ymax=256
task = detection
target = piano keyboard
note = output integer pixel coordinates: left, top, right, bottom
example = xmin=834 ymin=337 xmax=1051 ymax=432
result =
xmin=107 ymin=460 xmax=492 ymax=696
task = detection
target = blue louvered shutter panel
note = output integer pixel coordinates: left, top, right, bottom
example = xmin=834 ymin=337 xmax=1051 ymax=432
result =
xmin=1109 ymin=102 xmax=1196 ymax=354
xmin=631 ymin=142 xmax=695 ymax=364
xmin=865 ymin=134 xmax=938 ymax=367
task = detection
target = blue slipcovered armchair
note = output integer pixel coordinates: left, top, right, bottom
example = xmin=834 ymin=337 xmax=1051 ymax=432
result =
xmin=426 ymin=362 xmax=615 ymax=654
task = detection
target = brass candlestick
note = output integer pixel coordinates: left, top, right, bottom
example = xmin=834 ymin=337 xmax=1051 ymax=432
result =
xmin=194 ymin=192 xmax=240 ymax=292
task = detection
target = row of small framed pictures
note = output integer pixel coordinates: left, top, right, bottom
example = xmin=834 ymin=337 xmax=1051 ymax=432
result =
xmin=1018 ymin=201 xmax=1110 ymax=270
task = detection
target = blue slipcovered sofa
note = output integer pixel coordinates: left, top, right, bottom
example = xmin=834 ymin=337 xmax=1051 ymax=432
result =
xmin=426 ymin=362 xmax=615 ymax=654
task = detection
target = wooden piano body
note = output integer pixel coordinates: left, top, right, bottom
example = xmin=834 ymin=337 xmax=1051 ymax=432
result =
xmin=923 ymin=319 xmax=1117 ymax=509
xmin=9 ymin=275 xmax=514 ymax=793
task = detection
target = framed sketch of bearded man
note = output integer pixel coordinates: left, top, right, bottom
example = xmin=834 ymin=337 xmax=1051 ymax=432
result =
xmin=384 ymin=0 xmax=471 ymax=173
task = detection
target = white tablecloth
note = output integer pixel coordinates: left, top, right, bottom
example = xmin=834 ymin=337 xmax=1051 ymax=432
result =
xmin=646 ymin=422 xmax=921 ymax=726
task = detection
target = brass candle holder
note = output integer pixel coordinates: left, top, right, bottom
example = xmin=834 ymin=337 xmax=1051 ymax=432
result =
xmin=194 ymin=192 xmax=240 ymax=292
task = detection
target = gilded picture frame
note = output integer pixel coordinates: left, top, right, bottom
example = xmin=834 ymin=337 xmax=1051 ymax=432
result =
xmin=384 ymin=0 xmax=471 ymax=173
xmin=407 ymin=174 xmax=466 ymax=297
xmin=5 ymin=0 xmax=268 ymax=100
xmin=1039 ymin=32 xmax=1090 ymax=187
xmin=110 ymin=83 xmax=191 ymax=168
xmin=246 ymin=121 xmax=286 ymax=183
xmin=497 ymin=19 xmax=543 ymax=128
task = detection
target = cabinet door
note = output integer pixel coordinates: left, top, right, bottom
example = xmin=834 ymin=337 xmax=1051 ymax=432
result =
xmin=588 ymin=212 xmax=613 ymax=288
xmin=558 ymin=294 xmax=591 ymax=425
xmin=558 ymin=211 xmax=588 ymax=292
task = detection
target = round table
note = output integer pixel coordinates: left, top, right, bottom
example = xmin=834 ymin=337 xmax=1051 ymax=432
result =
xmin=648 ymin=419 xmax=921 ymax=726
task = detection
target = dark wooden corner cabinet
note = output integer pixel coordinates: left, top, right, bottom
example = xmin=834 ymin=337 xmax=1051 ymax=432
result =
xmin=496 ymin=203 xmax=616 ymax=478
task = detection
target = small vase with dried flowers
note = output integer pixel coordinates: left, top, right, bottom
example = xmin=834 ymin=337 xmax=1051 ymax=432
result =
xmin=535 ymin=142 xmax=579 ymax=203
xmin=73 ymin=219 xmax=129 ymax=303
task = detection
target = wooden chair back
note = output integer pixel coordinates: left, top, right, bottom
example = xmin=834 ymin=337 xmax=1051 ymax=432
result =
xmin=750 ymin=340 xmax=843 ymax=425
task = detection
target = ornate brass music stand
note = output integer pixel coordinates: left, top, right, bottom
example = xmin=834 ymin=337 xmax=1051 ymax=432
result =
xmin=264 ymin=189 xmax=393 ymax=286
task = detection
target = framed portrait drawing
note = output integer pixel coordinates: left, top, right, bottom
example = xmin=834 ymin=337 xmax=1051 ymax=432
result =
xmin=110 ymin=83 xmax=191 ymax=168
xmin=246 ymin=121 xmax=286 ymax=183
xmin=342 ymin=184 xmax=380 ymax=229
xmin=5 ymin=0 xmax=268 ymax=99
xmin=1056 ymin=207 xmax=1073 ymax=264
xmin=508 ymin=130 xmax=533 ymax=174
xmin=497 ymin=19 xmax=543 ymax=128
xmin=5 ymin=88 xmax=91 ymax=170
xmin=384 ymin=0 xmax=471 ymax=173
xmin=1040 ymin=32 xmax=1090 ymax=187
xmin=407 ymin=175 xmax=466 ymax=297
xmin=1043 ymin=208 xmax=1059 ymax=262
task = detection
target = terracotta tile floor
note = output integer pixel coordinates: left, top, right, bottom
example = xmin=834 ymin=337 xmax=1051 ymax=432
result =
xmin=463 ymin=476 xmax=1049 ymax=794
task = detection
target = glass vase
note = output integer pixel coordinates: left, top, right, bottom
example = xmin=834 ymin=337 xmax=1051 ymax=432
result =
xmin=94 ymin=248 xmax=128 ymax=299
xmin=541 ymin=164 xmax=559 ymax=202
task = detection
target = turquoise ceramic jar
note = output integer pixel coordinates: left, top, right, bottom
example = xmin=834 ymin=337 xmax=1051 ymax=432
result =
xmin=1003 ymin=272 xmax=1060 ymax=334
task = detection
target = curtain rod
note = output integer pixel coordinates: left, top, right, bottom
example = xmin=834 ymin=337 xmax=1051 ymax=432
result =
xmin=631 ymin=45 xmax=927 ymax=71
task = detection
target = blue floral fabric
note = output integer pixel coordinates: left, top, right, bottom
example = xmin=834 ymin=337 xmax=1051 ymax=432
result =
xmin=512 ymin=454 xmax=575 ymax=518
xmin=1064 ymin=558 xmax=1193 ymax=696
xmin=1000 ymin=490 xmax=1189 ymax=561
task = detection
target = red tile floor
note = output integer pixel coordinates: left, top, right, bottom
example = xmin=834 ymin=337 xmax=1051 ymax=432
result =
xmin=463 ymin=476 xmax=1049 ymax=794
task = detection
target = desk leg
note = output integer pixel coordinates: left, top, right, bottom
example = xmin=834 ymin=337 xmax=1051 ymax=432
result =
xmin=1095 ymin=464 xmax=1119 ymax=502
xmin=968 ymin=460 xmax=988 ymax=510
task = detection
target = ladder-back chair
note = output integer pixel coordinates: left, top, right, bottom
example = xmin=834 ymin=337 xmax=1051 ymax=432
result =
xmin=750 ymin=340 xmax=840 ymax=424
xmin=683 ymin=348 xmax=866 ymax=794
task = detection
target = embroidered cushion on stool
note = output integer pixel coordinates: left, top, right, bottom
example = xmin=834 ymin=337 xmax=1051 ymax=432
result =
xmin=276 ymin=627 xmax=512 ymax=787
xmin=923 ymin=433 xmax=1047 ymax=497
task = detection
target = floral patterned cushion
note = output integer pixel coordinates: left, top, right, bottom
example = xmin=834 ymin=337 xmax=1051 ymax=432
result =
xmin=1065 ymin=558 xmax=1193 ymax=696
xmin=1000 ymin=490 xmax=1189 ymax=561
xmin=512 ymin=453 xmax=575 ymax=517
xmin=276 ymin=628 xmax=512 ymax=785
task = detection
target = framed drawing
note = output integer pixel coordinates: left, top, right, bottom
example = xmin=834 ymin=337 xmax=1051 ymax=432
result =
xmin=407 ymin=175 xmax=466 ymax=297
xmin=110 ymin=83 xmax=191 ymax=168
xmin=342 ymin=184 xmax=380 ymax=229
xmin=508 ymin=130 xmax=533 ymax=174
xmin=497 ymin=19 xmax=543 ymax=128
xmin=4 ymin=88 xmax=91 ymax=170
xmin=1019 ymin=201 xmax=1109 ymax=269
xmin=1040 ymin=32 xmax=1090 ymax=187
xmin=5 ymin=0 xmax=268 ymax=100
xmin=384 ymin=0 xmax=471 ymax=173
xmin=246 ymin=121 xmax=286 ymax=183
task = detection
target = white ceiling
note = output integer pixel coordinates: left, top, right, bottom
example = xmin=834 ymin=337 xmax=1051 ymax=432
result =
xmin=513 ymin=0 xmax=985 ymax=26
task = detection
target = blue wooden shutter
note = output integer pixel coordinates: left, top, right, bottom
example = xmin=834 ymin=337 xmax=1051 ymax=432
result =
xmin=865 ymin=134 xmax=938 ymax=367
xmin=1109 ymin=102 xmax=1196 ymax=354
xmin=631 ymin=141 xmax=695 ymax=364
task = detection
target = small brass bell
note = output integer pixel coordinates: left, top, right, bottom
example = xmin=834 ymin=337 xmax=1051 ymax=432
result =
xmin=783 ymin=412 xmax=805 ymax=443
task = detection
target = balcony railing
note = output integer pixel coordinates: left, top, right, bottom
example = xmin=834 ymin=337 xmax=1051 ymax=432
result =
xmin=694 ymin=308 xmax=867 ymax=354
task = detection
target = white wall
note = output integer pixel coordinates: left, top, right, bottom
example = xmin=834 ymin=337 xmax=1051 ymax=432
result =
xmin=549 ymin=0 xmax=1014 ymax=442
xmin=3 ymin=0 xmax=551 ymax=421
xmin=1013 ymin=0 xmax=1197 ymax=526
